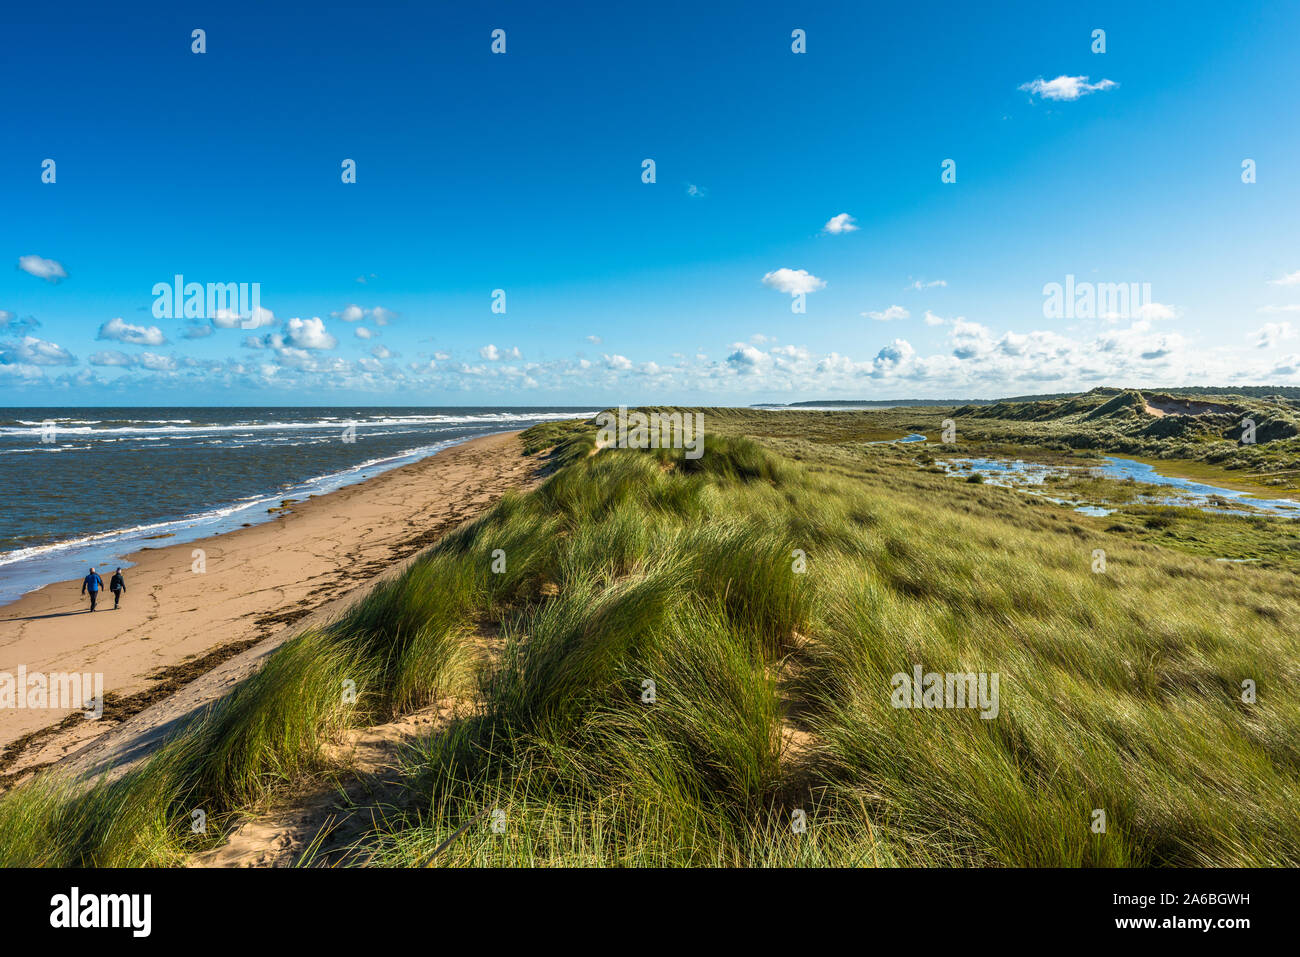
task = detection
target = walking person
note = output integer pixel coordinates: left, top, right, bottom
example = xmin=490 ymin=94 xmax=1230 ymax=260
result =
xmin=81 ymin=566 xmax=104 ymax=612
xmin=109 ymin=567 xmax=126 ymax=610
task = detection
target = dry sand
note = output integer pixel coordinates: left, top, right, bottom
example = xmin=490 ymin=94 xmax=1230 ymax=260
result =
xmin=0 ymin=431 xmax=540 ymax=783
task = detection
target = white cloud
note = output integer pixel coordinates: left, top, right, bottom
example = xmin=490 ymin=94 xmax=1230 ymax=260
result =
xmin=872 ymin=339 xmax=915 ymax=373
xmin=212 ymin=306 xmax=275 ymax=329
xmin=1133 ymin=302 xmax=1177 ymax=321
xmin=97 ymin=317 xmax=168 ymax=346
xmin=371 ymin=345 xmax=394 ymax=359
xmin=909 ymin=279 xmax=947 ymax=290
xmin=0 ymin=311 xmax=40 ymax=335
xmin=355 ymin=327 xmax=374 ymax=339
xmin=137 ymin=352 xmax=178 ymax=371
xmin=864 ymin=305 xmax=910 ymax=321
xmin=923 ymin=310 xmax=947 ymax=326
xmin=332 ymin=304 xmax=395 ymax=325
xmin=1259 ymin=304 xmax=1300 ymax=314
xmin=727 ymin=343 xmax=767 ymax=370
xmin=1267 ymin=270 xmax=1300 ymax=287
xmin=182 ymin=322 xmax=214 ymax=339
xmin=2 ymin=335 xmax=75 ymax=366
xmin=1019 ymin=75 xmax=1117 ymax=101
xmin=282 ymin=317 xmax=337 ymax=350
xmin=823 ymin=213 xmax=858 ymax=235
xmin=88 ymin=350 xmax=132 ymax=366
xmin=1254 ymin=322 xmax=1297 ymax=349
xmin=17 ymin=255 xmax=67 ymax=283
xmin=604 ymin=354 xmax=632 ymax=370
xmin=586 ymin=335 xmax=603 ymax=344
xmin=480 ymin=344 xmax=501 ymax=360
xmin=762 ymin=268 xmax=826 ymax=295
xmin=0 ymin=361 xmax=44 ymax=381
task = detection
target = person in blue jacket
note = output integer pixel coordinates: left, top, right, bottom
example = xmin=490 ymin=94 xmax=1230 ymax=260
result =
xmin=81 ymin=567 xmax=104 ymax=612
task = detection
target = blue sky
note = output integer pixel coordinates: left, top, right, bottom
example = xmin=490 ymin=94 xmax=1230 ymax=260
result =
xmin=3 ymin=0 xmax=1299 ymax=405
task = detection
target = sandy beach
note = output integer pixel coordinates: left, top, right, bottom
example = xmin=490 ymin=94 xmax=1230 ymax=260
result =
xmin=0 ymin=430 xmax=538 ymax=781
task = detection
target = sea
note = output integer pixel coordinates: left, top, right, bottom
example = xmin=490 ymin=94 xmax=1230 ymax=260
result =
xmin=0 ymin=407 xmax=596 ymax=607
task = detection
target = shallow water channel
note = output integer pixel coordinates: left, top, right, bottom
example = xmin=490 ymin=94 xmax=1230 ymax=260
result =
xmin=935 ymin=455 xmax=1300 ymax=519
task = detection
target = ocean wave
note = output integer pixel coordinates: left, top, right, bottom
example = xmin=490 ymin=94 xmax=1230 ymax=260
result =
xmin=0 ymin=410 xmax=595 ymax=437
xmin=0 ymin=436 xmax=481 ymax=570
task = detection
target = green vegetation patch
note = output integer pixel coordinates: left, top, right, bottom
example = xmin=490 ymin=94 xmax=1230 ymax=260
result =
xmin=3 ymin=407 xmax=1298 ymax=867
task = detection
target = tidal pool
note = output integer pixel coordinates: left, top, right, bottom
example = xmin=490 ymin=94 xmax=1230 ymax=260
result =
xmin=935 ymin=455 xmax=1300 ymax=519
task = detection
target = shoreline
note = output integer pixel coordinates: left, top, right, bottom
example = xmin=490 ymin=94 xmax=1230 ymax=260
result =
xmin=0 ymin=421 xmax=562 ymax=607
xmin=0 ymin=430 xmax=539 ymax=780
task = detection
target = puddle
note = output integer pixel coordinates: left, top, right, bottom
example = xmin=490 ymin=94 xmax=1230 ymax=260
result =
xmin=867 ymin=433 xmax=928 ymax=445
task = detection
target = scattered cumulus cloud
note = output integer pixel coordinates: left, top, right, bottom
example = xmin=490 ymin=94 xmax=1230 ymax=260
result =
xmin=88 ymin=350 xmax=133 ymax=367
xmin=212 ymin=306 xmax=275 ymax=329
xmin=823 ymin=213 xmax=858 ymax=235
xmin=909 ymin=278 xmax=947 ymax=290
xmin=1254 ymin=322 xmax=1297 ymax=349
xmin=1133 ymin=302 xmax=1177 ymax=321
xmin=1 ymin=335 xmax=75 ymax=366
xmin=864 ymin=305 xmax=910 ymax=321
xmin=281 ymin=317 xmax=337 ymax=350
xmin=762 ymin=268 xmax=826 ymax=295
xmin=727 ymin=344 xmax=767 ymax=370
xmin=332 ymin=304 xmax=395 ymax=325
xmin=1267 ymin=270 xmax=1300 ymax=287
xmin=246 ymin=317 xmax=337 ymax=351
xmin=1019 ymin=75 xmax=1117 ymax=101
xmin=0 ymin=311 xmax=40 ymax=335
xmin=97 ymin=317 xmax=168 ymax=346
xmin=88 ymin=351 xmax=177 ymax=371
xmin=17 ymin=255 xmax=67 ymax=283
